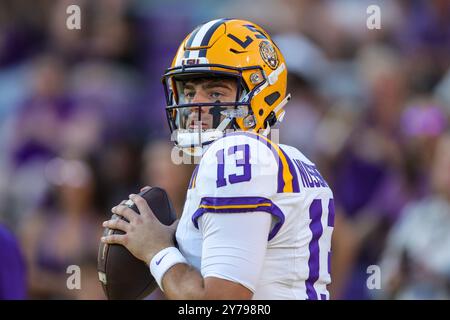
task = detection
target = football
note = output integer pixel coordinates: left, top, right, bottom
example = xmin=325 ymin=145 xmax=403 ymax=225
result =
xmin=97 ymin=187 xmax=177 ymax=300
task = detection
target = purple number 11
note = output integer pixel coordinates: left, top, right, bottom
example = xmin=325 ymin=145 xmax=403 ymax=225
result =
xmin=216 ymin=144 xmax=251 ymax=188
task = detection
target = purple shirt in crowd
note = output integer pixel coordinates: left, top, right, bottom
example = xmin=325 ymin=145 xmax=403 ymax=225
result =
xmin=0 ymin=225 xmax=27 ymax=299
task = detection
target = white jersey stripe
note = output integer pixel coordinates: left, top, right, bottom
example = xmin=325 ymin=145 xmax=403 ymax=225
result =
xmin=188 ymin=19 xmax=223 ymax=59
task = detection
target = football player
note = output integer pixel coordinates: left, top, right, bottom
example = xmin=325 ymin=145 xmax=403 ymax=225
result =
xmin=102 ymin=19 xmax=335 ymax=300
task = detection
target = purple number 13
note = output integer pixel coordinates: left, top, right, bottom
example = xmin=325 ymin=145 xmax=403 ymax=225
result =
xmin=216 ymin=144 xmax=251 ymax=188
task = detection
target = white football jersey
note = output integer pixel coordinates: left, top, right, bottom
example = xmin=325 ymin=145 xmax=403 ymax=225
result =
xmin=175 ymin=131 xmax=334 ymax=299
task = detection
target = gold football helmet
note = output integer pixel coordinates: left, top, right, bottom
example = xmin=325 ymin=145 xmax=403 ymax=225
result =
xmin=162 ymin=18 xmax=290 ymax=155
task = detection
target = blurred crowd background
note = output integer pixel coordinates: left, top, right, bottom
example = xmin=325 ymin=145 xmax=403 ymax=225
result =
xmin=1 ymin=0 xmax=450 ymax=300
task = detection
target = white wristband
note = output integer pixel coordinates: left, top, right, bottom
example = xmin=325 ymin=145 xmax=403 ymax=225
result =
xmin=150 ymin=247 xmax=187 ymax=291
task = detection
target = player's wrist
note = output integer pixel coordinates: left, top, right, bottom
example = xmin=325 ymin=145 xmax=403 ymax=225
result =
xmin=145 ymin=242 xmax=175 ymax=266
xmin=149 ymin=247 xmax=187 ymax=291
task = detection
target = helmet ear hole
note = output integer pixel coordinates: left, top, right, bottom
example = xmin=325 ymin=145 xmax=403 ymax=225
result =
xmin=264 ymin=91 xmax=280 ymax=106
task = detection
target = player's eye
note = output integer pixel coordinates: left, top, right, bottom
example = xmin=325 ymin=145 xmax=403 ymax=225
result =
xmin=184 ymin=91 xmax=195 ymax=100
xmin=209 ymin=91 xmax=223 ymax=99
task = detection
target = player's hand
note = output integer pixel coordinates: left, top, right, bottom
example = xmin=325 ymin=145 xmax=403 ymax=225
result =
xmin=101 ymin=193 xmax=179 ymax=265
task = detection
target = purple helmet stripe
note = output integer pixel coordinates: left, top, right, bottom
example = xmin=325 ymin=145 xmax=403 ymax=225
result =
xmin=198 ymin=18 xmax=230 ymax=57
xmin=184 ymin=25 xmax=202 ymax=58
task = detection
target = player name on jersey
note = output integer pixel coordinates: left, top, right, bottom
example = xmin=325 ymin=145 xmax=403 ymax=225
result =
xmin=293 ymin=159 xmax=329 ymax=189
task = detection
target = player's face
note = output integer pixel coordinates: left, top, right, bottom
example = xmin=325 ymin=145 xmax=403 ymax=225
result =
xmin=179 ymin=78 xmax=238 ymax=130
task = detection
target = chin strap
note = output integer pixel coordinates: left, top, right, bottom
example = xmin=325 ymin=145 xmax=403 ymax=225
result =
xmin=216 ymin=116 xmax=232 ymax=132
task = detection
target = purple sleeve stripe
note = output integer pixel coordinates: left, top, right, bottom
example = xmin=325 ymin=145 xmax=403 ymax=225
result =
xmin=223 ymin=131 xmax=300 ymax=193
xmin=188 ymin=165 xmax=199 ymax=189
xmin=192 ymin=196 xmax=285 ymax=241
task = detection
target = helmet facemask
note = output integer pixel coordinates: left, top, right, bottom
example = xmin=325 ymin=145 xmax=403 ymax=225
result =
xmin=163 ymin=70 xmax=256 ymax=155
xmin=162 ymin=19 xmax=291 ymax=156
